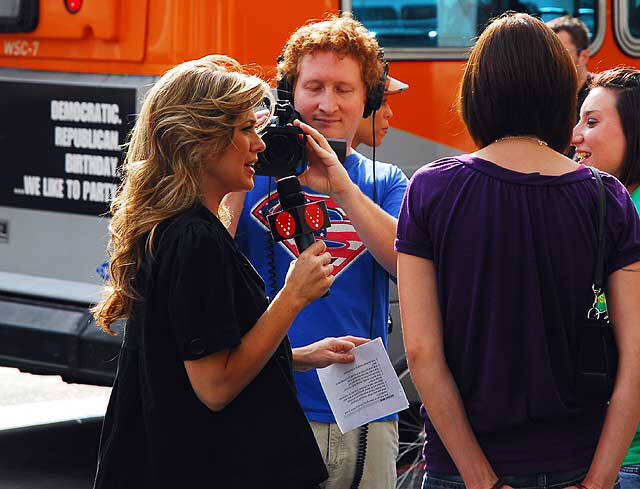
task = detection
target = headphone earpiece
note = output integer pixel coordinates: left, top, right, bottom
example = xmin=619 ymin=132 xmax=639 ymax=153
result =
xmin=276 ymin=53 xmax=295 ymax=104
xmin=277 ymin=75 xmax=294 ymax=104
xmin=363 ymin=49 xmax=388 ymax=118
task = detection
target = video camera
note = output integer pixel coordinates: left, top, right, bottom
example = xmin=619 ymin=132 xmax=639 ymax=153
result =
xmin=254 ymin=100 xmax=347 ymax=178
xmin=254 ymin=100 xmax=306 ymax=177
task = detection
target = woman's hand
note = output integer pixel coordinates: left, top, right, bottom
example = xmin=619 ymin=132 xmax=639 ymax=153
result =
xmin=562 ymin=483 xmax=604 ymax=489
xmin=293 ymin=119 xmax=356 ymax=200
xmin=281 ymin=240 xmax=334 ymax=308
xmin=293 ymin=336 xmax=370 ymax=371
xmin=466 ymin=480 xmax=513 ymax=489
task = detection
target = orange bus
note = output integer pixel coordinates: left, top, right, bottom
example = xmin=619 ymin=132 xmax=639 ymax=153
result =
xmin=0 ymin=1 xmax=638 ymax=486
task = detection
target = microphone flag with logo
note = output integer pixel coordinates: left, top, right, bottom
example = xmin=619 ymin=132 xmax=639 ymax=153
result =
xmin=268 ymin=175 xmax=331 ymax=254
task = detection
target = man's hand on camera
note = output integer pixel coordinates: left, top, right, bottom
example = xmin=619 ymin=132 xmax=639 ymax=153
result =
xmin=293 ymin=119 xmax=356 ymax=199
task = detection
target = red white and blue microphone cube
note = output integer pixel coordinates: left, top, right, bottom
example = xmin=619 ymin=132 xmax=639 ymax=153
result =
xmin=268 ymin=201 xmax=331 ymax=242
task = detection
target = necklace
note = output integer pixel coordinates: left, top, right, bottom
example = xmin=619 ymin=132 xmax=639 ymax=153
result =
xmin=493 ymin=135 xmax=548 ymax=146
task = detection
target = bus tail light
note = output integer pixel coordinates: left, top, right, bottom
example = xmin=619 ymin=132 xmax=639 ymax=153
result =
xmin=64 ymin=0 xmax=83 ymax=14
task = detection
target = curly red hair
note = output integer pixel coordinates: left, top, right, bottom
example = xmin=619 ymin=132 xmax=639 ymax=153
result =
xmin=277 ymin=13 xmax=384 ymax=96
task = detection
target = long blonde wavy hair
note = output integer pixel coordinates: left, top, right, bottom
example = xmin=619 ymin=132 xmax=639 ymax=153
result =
xmin=93 ymin=55 xmax=273 ymax=334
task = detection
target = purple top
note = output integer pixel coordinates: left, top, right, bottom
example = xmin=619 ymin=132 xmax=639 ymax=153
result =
xmin=395 ymin=155 xmax=640 ymax=474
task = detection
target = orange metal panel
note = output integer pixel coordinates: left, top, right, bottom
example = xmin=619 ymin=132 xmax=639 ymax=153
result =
xmin=0 ymin=0 xmax=148 ymax=64
xmin=0 ymin=0 xmax=337 ymax=76
xmin=35 ymin=0 xmax=120 ymax=40
xmin=387 ymin=60 xmax=474 ymax=152
xmin=140 ymin=0 xmax=339 ymax=78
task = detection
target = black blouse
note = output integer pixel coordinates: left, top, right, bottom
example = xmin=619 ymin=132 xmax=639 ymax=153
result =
xmin=94 ymin=204 xmax=327 ymax=489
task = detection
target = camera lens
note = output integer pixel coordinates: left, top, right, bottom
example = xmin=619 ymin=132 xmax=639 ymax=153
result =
xmin=264 ymin=134 xmax=298 ymax=165
xmin=254 ymin=120 xmax=306 ymax=177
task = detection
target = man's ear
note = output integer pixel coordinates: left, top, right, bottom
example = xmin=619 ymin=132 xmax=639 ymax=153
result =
xmin=579 ymin=48 xmax=590 ymax=68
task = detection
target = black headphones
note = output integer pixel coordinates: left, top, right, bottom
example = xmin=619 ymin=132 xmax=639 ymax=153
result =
xmin=363 ymin=49 xmax=388 ymax=118
xmin=276 ymin=49 xmax=388 ymax=119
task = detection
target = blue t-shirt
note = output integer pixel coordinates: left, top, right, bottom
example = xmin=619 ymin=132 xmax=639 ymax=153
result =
xmin=236 ymin=150 xmax=408 ymax=422
xmin=395 ymin=155 xmax=640 ymax=474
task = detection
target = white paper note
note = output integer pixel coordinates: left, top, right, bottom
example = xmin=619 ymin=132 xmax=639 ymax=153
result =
xmin=317 ymin=337 xmax=409 ymax=433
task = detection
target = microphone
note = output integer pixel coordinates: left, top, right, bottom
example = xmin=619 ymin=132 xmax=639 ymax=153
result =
xmin=276 ymin=175 xmax=317 ymax=253
xmin=270 ymin=175 xmax=332 ymax=297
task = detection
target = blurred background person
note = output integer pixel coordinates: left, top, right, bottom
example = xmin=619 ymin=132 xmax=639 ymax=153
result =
xmin=91 ymin=55 xmax=367 ymax=489
xmin=547 ymin=15 xmax=593 ymax=115
xmin=351 ymin=75 xmax=409 ymax=149
xmin=396 ymin=13 xmax=640 ymax=489
xmin=572 ymin=66 xmax=640 ymax=489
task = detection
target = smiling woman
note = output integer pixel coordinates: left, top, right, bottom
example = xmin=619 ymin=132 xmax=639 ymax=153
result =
xmin=573 ymin=67 xmax=640 ymax=200
xmin=572 ymin=66 xmax=640 ymax=489
xmin=572 ymin=84 xmax=626 ymax=175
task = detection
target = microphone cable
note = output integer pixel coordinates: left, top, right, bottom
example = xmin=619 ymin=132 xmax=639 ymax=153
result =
xmin=350 ymin=423 xmax=369 ymax=489
xmin=263 ymin=177 xmax=279 ymax=300
xmin=351 ymin=110 xmax=380 ymax=489
xmin=369 ymin=113 xmax=378 ymax=340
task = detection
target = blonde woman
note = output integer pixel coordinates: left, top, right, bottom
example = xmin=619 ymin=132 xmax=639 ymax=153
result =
xmin=92 ymin=55 xmax=366 ymax=489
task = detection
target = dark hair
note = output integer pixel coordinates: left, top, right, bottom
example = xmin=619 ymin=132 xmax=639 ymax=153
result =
xmin=458 ymin=12 xmax=577 ymax=153
xmin=591 ymin=67 xmax=640 ymax=187
xmin=546 ymin=15 xmax=590 ymax=52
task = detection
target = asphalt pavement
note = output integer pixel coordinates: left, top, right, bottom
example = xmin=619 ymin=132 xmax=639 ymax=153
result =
xmin=0 ymin=367 xmax=424 ymax=489
xmin=0 ymin=367 xmax=110 ymax=488
xmin=0 ymin=418 xmax=102 ymax=489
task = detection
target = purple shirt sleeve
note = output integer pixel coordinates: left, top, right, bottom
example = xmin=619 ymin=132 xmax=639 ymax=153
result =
xmin=395 ymin=164 xmax=437 ymax=259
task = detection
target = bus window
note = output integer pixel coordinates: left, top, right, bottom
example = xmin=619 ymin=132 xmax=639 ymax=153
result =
xmin=351 ymin=5 xmax=401 ymax=41
xmin=345 ymin=0 xmax=602 ymax=59
xmin=628 ymin=0 xmax=640 ymax=39
xmin=613 ymin=0 xmax=640 ymax=57
xmin=0 ymin=0 xmax=38 ymax=33
xmin=0 ymin=1 xmax=20 ymax=16
xmin=630 ymin=0 xmax=640 ymax=38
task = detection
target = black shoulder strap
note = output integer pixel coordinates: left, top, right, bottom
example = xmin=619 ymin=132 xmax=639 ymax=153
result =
xmin=589 ymin=167 xmax=607 ymax=290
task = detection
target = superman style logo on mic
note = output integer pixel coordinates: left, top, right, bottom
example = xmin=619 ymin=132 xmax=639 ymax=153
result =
xmin=268 ymin=200 xmax=330 ymax=242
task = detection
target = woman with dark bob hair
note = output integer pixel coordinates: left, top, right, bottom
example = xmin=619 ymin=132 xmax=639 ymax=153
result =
xmin=572 ymin=66 xmax=640 ymax=489
xmin=91 ymin=55 xmax=368 ymax=489
xmin=396 ymin=13 xmax=640 ymax=489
